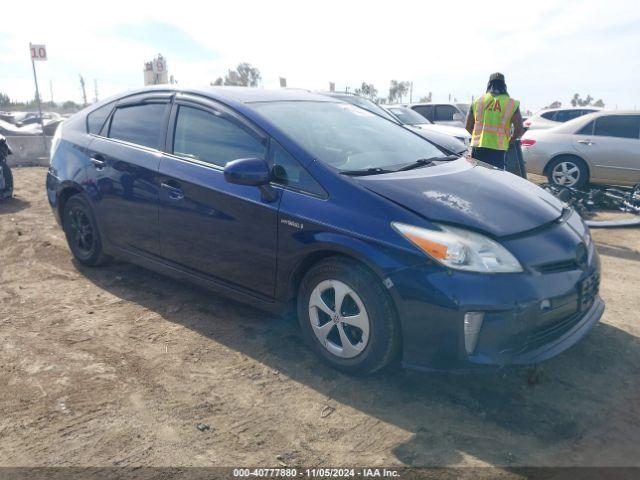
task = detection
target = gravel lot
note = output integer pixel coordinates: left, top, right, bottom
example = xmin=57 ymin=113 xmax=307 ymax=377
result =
xmin=1 ymin=167 xmax=639 ymax=469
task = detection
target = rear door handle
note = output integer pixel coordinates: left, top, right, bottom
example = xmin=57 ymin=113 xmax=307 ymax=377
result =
xmin=161 ymin=181 xmax=184 ymax=201
xmin=90 ymin=156 xmax=106 ymax=169
xmin=578 ymin=140 xmax=595 ymax=146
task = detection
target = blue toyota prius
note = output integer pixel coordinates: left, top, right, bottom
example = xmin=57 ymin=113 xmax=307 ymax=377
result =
xmin=46 ymin=86 xmax=604 ymax=374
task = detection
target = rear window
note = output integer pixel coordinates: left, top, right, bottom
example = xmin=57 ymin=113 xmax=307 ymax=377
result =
xmin=87 ymin=102 xmax=114 ymax=135
xmin=108 ymin=103 xmax=168 ymax=149
xmin=594 ymin=115 xmax=640 ymax=139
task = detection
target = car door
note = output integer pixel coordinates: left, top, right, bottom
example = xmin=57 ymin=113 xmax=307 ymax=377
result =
xmin=573 ymin=114 xmax=640 ymax=185
xmin=157 ymin=94 xmax=280 ymax=298
xmin=86 ymin=93 xmax=171 ymax=256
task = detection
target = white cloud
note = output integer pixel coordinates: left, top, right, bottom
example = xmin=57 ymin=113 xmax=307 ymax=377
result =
xmin=2 ymin=0 xmax=639 ymax=110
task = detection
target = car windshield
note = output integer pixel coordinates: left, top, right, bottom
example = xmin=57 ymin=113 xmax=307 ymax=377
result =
xmin=328 ymin=94 xmax=398 ymax=122
xmin=253 ymin=101 xmax=448 ymax=172
xmin=387 ymin=107 xmax=430 ymax=125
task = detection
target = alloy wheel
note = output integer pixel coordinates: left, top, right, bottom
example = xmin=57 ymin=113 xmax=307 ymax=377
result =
xmin=551 ymin=161 xmax=581 ymax=186
xmin=308 ymin=279 xmax=370 ymax=359
xmin=68 ymin=207 xmax=95 ymax=255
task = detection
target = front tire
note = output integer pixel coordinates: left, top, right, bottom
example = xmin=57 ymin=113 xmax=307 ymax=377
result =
xmin=297 ymin=257 xmax=400 ymax=374
xmin=62 ymin=195 xmax=110 ymax=267
xmin=547 ymin=156 xmax=589 ymax=188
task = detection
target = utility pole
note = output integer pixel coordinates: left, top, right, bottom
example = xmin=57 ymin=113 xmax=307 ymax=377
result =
xmin=409 ymin=82 xmax=413 ymax=103
xmin=79 ymin=75 xmax=87 ymax=106
xmin=93 ymin=79 xmax=99 ymax=103
xmin=49 ymin=80 xmax=54 ymax=104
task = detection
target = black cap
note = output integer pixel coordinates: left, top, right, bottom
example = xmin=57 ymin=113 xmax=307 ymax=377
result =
xmin=489 ymin=72 xmax=505 ymax=82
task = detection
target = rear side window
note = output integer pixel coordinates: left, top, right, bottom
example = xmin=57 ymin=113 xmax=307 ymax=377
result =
xmin=594 ymin=115 xmax=640 ymax=139
xmin=554 ymin=110 xmax=583 ymax=123
xmin=434 ymin=105 xmax=457 ymax=121
xmin=108 ymin=103 xmax=168 ymax=149
xmin=412 ymin=105 xmax=433 ymax=121
xmin=541 ymin=111 xmax=556 ymax=120
xmin=270 ymin=140 xmax=325 ymax=197
xmin=87 ymin=102 xmax=114 ymax=135
xmin=173 ymin=106 xmax=265 ymax=167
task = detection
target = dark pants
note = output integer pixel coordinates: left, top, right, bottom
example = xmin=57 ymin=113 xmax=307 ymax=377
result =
xmin=471 ymin=147 xmax=506 ymax=170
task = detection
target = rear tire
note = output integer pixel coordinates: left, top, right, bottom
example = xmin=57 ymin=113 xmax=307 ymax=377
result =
xmin=546 ymin=156 xmax=589 ymax=188
xmin=62 ymin=195 xmax=111 ymax=267
xmin=297 ymin=257 xmax=400 ymax=375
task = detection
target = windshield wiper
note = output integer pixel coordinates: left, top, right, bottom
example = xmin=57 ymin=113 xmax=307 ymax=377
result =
xmin=340 ymin=167 xmax=395 ymax=176
xmin=396 ymin=155 xmax=460 ymax=171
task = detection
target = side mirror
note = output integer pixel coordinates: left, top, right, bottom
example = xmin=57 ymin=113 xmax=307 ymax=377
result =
xmin=452 ymin=113 xmax=464 ymax=122
xmin=224 ymin=157 xmax=270 ymax=186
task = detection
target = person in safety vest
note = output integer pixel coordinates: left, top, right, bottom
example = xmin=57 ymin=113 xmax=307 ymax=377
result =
xmin=465 ymin=72 xmax=524 ymax=170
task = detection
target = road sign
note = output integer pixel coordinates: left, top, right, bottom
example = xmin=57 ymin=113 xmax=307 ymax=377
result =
xmin=30 ymin=44 xmax=47 ymax=61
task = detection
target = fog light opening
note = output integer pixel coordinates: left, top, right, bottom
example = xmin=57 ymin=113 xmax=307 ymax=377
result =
xmin=464 ymin=312 xmax=485 ymax=355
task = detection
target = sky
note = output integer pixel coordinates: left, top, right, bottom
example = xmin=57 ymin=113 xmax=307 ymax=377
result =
xmin=1 ymin=0 xmax=639 ymax=113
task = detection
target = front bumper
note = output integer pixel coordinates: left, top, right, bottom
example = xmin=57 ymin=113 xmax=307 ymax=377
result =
xmin=387 ymin=220 xmax=603 ymax=372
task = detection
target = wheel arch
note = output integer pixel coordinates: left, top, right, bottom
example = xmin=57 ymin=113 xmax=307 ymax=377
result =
xmin=57 ymin=183 xmax=84 ymax=220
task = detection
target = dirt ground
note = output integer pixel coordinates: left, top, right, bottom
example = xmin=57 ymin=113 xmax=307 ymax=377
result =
xmin=1 ymin=167 xmax=639 ymax=469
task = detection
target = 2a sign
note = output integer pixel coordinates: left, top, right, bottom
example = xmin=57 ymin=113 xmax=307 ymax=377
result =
xmin=30 ymin=44 xmax=47 ymax=61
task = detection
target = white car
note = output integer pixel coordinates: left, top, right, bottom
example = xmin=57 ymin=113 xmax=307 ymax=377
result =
xmin=385 ymin=105 xmax=471 ymax=146
xmin=405 ymin=102 xmax=470 ymax=128
xmin=522 ymin=110 xmax=640 ymax=187
xmin=524 ymin=107 xmax=601 ymax=131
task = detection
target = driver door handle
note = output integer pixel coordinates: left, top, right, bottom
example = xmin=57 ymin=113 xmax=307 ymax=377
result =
xmin=161 ymin=181 xmax=185 ymax=201
xmin=578 ymin=140 xmax=595 ymax=146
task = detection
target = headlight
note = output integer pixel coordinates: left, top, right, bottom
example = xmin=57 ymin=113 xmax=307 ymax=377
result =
xmin=392 ymin=222 xmax=523 ymax=273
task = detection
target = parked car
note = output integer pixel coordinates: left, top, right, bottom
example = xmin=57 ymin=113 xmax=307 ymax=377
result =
xmin=524 ymin=107 xmax=601 ymax=131
xmin=47 ymin=86 xmax=603 ymax=374
xmin=319 ymin=92 xmax=467 ymax=155
xmin=522 ymin=110 xmax=640 ymax=187
xmin=406 ymin=102 xmax=470 ymax=128
xmin=384 ymin=105 xmax=471 ymax=146
xmin=0 ymin=134 xmax=12 ymax=199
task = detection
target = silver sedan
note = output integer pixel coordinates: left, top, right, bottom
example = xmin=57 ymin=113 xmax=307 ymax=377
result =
xmin=522 ymin=111 xmax=640 ymax=187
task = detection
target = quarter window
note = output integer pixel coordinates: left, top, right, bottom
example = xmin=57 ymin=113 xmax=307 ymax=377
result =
xmin=412 ymin=105 xmax=433 ymax=121
xmin=173 ymin=106 xmax=265 ymax=167
xmin=594 ymin=115 xmax=640 ymax=140
xmin=108 ymin=103 xmax=168 ymax=149
xmin=87 ymin=102 xmax=115 ymax=135
xmin=576 ymin=120 xmax=595 ymax=136
xmin=270 ymin=140 xmax=325 ymax=197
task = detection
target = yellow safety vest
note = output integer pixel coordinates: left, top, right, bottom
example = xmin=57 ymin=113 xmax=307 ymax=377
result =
xmin=471 ymin=93 xmax=519 ymax=151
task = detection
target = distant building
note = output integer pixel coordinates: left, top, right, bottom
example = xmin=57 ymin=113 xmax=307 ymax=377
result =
xmin=144 ymin=54 xmax=168 ymax=85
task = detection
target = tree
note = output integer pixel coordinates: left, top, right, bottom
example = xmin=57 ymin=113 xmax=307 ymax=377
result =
xmin=354 ymin=82 xmax=378 ymax=101
xmin=388 ymin=80 xmax=410 ymax=103
xmin=62 ymin=100 xmax=81 ymax=110
xmin=419 ymin=92 xmax=432 ymax=103
xmin=545 ymin=100 xmax=562 ymax=109
xmin=213 ymin=63 xmax=262 ymax=87
xmin=0 ymin=92 xmax=11 ymax=107
xmin=570 ymin=93 xmax=603 ymax=108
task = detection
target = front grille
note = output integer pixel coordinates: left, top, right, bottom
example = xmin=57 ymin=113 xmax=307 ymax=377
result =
xmin=534 ymin=259 xmax=579 ymax=274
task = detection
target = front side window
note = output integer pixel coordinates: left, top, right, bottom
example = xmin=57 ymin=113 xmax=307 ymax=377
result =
xmin=554 ymin=110 xmax=582 ymax=123
xmin=253 ymin=101 xmax=447 ymax=172
xmin=594 ymin=115 xmax=640 ymax=140
xmin=388 ymin=107 xmax=429 ymax=125
xmin=108 ymin=103 xmax=168 ymax=149
xmin=434 ymin=105 xmax=457 ymax=121
xmin=173 ymin=106 xmax=265 ymax=167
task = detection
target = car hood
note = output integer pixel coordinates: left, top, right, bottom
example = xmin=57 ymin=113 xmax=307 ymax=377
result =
xmin=415 ymin=123 xmax=471 ymax=139
xmin=355 ymin=159 xmax=564 ymax=237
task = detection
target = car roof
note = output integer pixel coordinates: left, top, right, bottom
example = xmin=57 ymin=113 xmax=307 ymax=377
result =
xmin=108 ymin=85 xmax=336 ymax=105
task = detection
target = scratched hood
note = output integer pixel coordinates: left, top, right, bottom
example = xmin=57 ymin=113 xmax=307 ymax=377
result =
xmin=356 ymin=159 xmax=564 ymax=237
